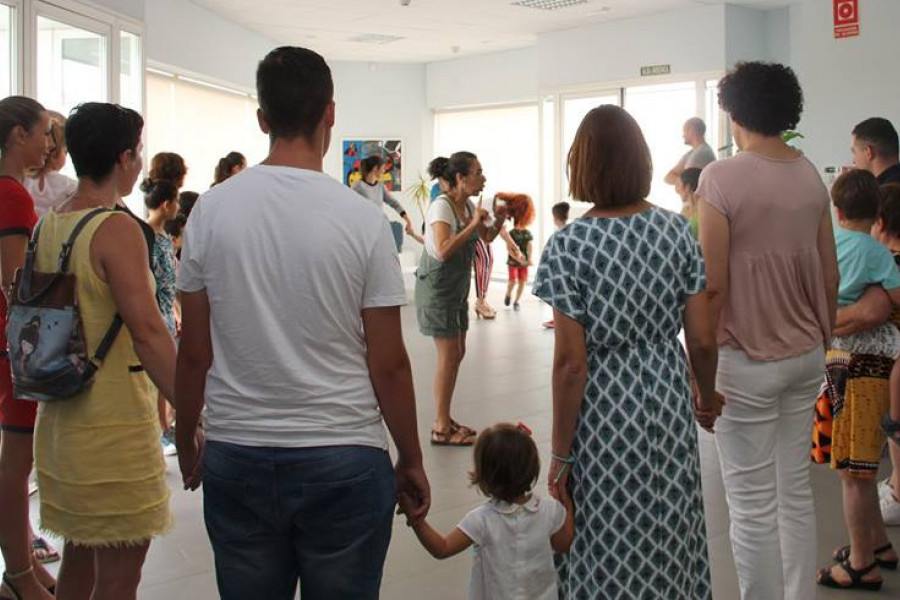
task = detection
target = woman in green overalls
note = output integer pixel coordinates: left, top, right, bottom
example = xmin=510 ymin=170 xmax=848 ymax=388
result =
xmin=416 ymin=152 xmax=505 ymax=446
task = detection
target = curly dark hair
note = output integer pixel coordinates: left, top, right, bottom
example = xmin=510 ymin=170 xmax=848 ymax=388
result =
xmin=718 ymin=61 xmax=803 ymax=137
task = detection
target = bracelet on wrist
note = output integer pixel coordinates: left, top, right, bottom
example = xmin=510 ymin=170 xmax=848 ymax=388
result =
xmin=551 ymin=452 xmax=576 ymax=464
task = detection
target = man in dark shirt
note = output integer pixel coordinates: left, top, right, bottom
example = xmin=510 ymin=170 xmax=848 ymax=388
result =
xmin=852 ymin=117 xmax=900 ymax=184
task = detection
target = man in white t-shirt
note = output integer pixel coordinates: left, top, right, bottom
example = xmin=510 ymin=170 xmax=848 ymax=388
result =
xmin=174 ymin=46 xmax=430 ymax=600
xmin=664 ymin=117 xmax=717 ymax=185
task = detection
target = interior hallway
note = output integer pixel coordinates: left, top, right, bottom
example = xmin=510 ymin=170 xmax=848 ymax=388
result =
xmin=13 ymin=286 xmax=900 ymax=599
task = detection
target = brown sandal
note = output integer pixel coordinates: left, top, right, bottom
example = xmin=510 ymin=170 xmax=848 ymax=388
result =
xmin=450 ymin=420 xmax=477 ymax=438
xmin=431 ymin=426 xmax=475 ymax=446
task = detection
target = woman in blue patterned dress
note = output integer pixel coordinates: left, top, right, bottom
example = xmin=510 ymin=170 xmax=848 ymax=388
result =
xmin=533 ymin=105 xmax=723 ymax=599
xmin=142 ymin=178 xmax=180 ymax=453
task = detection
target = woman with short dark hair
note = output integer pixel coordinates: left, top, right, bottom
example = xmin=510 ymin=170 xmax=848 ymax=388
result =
xmin=698 ymin=61 xmax=839 ymax=599
xmin=534 ymin=104 xmax=720 ymax=599
xmin=32 ymin=102 xmax=178 ymax=600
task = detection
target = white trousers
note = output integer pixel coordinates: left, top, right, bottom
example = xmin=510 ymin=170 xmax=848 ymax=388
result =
xmin=715 ymin=345 xmax=825 ymax=600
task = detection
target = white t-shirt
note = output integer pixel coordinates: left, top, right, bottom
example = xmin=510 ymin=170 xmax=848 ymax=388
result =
xmin=177 ymin=165 xmax=407 ymax=449
xmin=25 ymin=172 xmax=77 ymax=216
xmin=458 ymin=496 xmax=567 ymax=600
xmin=424 ymin=195 xmax=475 ymax=260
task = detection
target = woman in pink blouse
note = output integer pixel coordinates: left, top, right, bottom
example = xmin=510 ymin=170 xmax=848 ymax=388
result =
xmin=698 ymin=62 xmax=839 ymax=600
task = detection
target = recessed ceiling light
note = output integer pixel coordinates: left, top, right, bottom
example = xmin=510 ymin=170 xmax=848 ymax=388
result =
xmin=511 ymin=0 xmax=589 ymax=11
xmin=349 ymin=33 xmax=404 ymax=45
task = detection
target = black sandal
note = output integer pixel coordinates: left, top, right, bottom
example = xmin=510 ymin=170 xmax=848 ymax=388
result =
xmin=817 ymin=559 xmax=883 ymax=591
xmin=884 ymin=413 xmax=900 ymax=446
xmin=833 ymin=542 xmax=899 ymax=570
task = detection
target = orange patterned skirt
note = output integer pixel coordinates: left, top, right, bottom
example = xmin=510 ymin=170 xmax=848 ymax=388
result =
xmin=811 ymin=349 xmax=891 ymax=478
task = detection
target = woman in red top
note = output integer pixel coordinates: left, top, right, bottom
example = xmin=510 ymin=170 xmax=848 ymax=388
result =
xmin=0 ymin=96 xmax=54 ymax=600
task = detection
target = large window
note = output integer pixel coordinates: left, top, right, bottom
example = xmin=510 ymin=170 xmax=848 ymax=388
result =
xmin=434 ymin=104 xmax=541 ymax=279
xmin=147 ymin=71 xmax=268 ymax=194
xmin=0 ymin=3 xmax=14 ymax=97
xmin=625 ymin=81 xmax=697 ymax=213
xmin=545 ymin=76 xmax=725 ymax=216
xmin=36 ymin=14 xmax=107 ymax=115
xmin=119 ymin=29 xmax=141 ymax=111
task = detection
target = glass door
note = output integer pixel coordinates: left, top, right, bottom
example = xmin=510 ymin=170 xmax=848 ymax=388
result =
xmin=624 ymin=81 xmax=697 ymax=213
xmin=35 ymin=9 xmax=109 ymax=117
xmin=0 ymin=3 xmax=15 ymax=97
xmin=119 ymin=30 xmax=142 ymax=112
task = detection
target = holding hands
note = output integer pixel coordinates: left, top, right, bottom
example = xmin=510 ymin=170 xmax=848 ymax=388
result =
xmin=693 ymin=388 xmax=726 ymax=433
xmin=177 ymin=427 xmax=205 ymax=491
xmin=395 ymin=461 xmax=431 ymax=526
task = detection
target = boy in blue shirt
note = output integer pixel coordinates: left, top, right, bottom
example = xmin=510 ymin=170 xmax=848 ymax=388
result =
xmin=816 ymin=169 xmax=900 ymax=591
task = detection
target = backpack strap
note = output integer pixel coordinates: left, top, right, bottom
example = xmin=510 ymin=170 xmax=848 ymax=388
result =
xmin=59 ymin=208 xmax=123 ymax=379
xmin=58 ymin=207 xmax=112 ymax=273
xmin=80 ymin=315 xmax=124 ymax=382
xmin=17 ymin=208 xmax=112 ymax=302
xmin=17 ymin=216 xmax=44 ymax=299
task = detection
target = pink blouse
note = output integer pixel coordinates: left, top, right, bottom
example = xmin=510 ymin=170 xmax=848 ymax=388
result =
xmin=698 ymin=151 xmax=832 ymax=361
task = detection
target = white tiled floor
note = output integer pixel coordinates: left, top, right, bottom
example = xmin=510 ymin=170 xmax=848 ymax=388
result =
xmin=10 ymin=285 xmax=900 ymax=598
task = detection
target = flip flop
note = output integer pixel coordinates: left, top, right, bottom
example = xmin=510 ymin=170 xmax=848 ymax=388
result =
xmin=431 ymin=427 xmax=475 ymax=446
xmin=31 ymin=537 xmax=59 ymax=564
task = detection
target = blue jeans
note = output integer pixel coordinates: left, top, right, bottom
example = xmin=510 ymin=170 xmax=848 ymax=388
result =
xmin=202 ymin=441 xmax=395 ymax=600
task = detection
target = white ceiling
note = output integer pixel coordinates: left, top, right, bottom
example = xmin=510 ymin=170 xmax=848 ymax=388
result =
xmin=192 ymin=0 xmax=793 ymax=63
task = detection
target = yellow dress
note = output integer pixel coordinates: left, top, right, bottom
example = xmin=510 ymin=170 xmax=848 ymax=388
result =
xmin=33 ymin=209 xmax=172 ymax=546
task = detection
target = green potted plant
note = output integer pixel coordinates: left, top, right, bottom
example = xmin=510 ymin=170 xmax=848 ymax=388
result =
xmin=406 ymin=173 xmax=431 ymax=223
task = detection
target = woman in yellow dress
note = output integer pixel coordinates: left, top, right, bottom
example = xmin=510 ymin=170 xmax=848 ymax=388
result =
xmin=32 ymin=102 xmax=177 ymax=600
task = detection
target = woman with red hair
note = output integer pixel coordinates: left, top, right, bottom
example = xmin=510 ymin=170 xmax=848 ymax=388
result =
xmin=501 ymin=192 xmax=535 ymax=310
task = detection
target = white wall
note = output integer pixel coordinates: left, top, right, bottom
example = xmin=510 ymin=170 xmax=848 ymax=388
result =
xmin=326 ymin=61 xmax=431 ymax=269
xmin=537 ymin=4 xmax=725 ymax=90
xmin=145 ymin=0 xmax=279 ymax=90
xmin=326 ymin=61 xmax=430 ymax=188
xmin=724 ymin=6 xmax=768 ymax=66
xmin=766 ymin=7 xmax=792 ymax=66
xmin=426 ymin=47 xmax=538 ymax=109
xmin=788 ymin=0 xmax=900 ymax=171
xmin=143 ymin=1 xmax=433 ymax=197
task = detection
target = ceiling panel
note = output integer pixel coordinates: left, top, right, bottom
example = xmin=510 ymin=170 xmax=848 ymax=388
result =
xmin=190 ymin=0 xmax=794 ymax=62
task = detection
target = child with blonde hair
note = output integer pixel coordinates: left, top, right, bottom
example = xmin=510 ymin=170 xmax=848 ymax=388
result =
xmin=25 ymin=110 xmax=76 ymax=215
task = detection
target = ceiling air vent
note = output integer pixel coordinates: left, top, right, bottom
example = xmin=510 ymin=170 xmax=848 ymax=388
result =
xmin=349 ymin=33 xmax=404 ymax=45
xmin=511 ymin=0 xmax=588 ymax=10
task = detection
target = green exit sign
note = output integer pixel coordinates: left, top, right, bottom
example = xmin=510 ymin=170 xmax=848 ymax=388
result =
xmin=640 ymin=64 xmax=672 ymax=77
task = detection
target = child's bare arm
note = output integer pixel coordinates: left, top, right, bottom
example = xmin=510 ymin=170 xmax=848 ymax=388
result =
xmin=887 ymin=286 xmax=900 ymax=307
xmin=550 ymin=489 xmax=575 ymax=553
xmin=411 ymin=522 xmax=473 ymax=559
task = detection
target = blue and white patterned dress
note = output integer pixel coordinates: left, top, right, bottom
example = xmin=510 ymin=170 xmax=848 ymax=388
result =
xmin=533 ymin=207 xmax=711 ymax=599
xmin=152 ymin=231 xmax=177 ymax=337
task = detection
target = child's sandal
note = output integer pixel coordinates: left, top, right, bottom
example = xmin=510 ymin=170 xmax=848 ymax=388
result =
xmin=882 ymin=413 xmax=900 ymax=446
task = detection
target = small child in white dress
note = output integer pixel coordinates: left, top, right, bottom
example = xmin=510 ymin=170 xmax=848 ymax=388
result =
xmin=399 ymin=423 xmax=574 ymax=600
xmin=25 ymin=110 xmax=77 ymax=215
